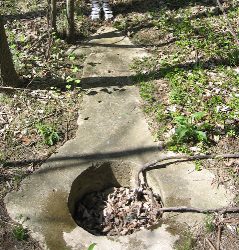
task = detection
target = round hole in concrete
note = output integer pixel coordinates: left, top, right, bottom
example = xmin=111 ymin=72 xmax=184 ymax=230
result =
xmin=68 ymin=161 xmax=162 ymax=236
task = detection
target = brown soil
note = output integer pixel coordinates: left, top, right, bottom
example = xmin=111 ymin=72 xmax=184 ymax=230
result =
xmin=0 ymin=200 xmax=41 ymax=250
xmin=0 ymin=90 xmax=80 ymax=250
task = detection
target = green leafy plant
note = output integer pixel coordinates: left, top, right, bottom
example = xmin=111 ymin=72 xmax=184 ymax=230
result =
xmin=167 ymin=144 xmax=191 ymax=154
xmin=195 ymin=160 xmax=202 ymax=171
xmin=12 ymin=225 xmax=28 ymax=241
xmin=172 ymin=112 xmax=207 ymax=145
xmin=68 ymin=53 xmax=76 ymax=61
xmin=66 ymin=75 xmax=81 ymax=88
xmin=139 ymin=81 xmax=155 ymax=102
xmin=88 ymin=243 xmax=96 ymax=250
xmin=36 ymin=123 xmax=60 ymax=146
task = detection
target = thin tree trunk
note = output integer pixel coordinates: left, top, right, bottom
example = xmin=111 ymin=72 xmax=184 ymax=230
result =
xmin=0 ymin=16 xmax=19 ymax=87
xmin=48 ymin=0 xmax=57 ymax=31
xmin=66 ymin=0 xmax=75 ymax=42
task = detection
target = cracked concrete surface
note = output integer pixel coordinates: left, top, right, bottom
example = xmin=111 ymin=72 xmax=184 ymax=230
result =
xmin=5 ymin=27 xmax=233 ymax=250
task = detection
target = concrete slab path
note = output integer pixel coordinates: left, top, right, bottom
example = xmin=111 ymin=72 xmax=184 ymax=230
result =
xmin=5 ymin=27 xmax=233 ymax=250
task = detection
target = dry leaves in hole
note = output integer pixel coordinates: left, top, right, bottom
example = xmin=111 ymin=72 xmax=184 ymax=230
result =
xmin=75 ymin=185 xmax=162 ymax=236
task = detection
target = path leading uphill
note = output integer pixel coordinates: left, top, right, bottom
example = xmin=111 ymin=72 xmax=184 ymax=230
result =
xmin=5 ymin=27 xmax=233 ymax=250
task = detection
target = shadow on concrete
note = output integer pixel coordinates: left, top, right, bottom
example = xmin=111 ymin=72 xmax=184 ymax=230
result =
xmin=77 ymin=42 xmax=140 ymax=49
xmin=74 ymin=29 xmax=142 ymax=49
xmin=4 ymin=146 xmax=161 ymax=169
xmin=81 ymin=75 xmax=133 ymax=88
xmin=77 ymin=28 xmax=176 ymax=49
xmin=85 ymin=30 xmax=124 ymax=40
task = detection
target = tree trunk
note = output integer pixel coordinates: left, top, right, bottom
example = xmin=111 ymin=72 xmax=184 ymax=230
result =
xmin=48 ymin=0 xmax=57 ymax=31
xmin=66 ymin=0 xmax=75 ymax=42
xmin=0 ymin=16 xmax=19 ymax=87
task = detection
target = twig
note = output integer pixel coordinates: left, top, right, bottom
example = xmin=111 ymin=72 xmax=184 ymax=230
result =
xmin=216 ymin=0 xmax=239 ymax=46
xmin=216 ymin=225 xmax=221 ymax=250
xmin=205 ymin=238 xmax=217 ymax=250
xmin=157 ymin=206 xmax=239 ymax=214
xmin=136 ymin=153 xmax=239 ymax=188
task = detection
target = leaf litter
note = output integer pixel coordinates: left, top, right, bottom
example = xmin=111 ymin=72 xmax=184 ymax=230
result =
xmin=75 ymin=185 xmax=162 ymax=236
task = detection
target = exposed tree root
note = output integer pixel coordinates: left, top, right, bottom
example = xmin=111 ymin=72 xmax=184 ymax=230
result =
xmin=157 ymin=206 xmax=239 ymax=214
xmin=135 ymin=153 xmax=239 ymax=217
xmin=136 ymin=153 xmax=239 ymax=188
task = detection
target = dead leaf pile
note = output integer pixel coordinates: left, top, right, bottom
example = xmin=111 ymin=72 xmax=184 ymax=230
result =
xmin=75 ymin=186 xmax=162 ymax=236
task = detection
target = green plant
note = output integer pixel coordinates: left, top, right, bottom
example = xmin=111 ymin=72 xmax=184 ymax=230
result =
xmin=88 ymin=243 xmax=96 ymax=250
xmin=12 ymin=225 xmax=28 ymax=241
xmin=172 ymin=112 xmax=207 ymax=145
xmin=68 ymin=53 xmax=76 ymax=61
xmin=36 ymin=123 xmax=60 ymax=146
xmin=175 ymin=232 xmax=195 ymax=250
xmin=195 ymin=160 xmax=202 ymax=171
xmin=167 ymin=144 xmax=191 ymax=154
xmin=66 ymin=75 xmax=81 ymax=84
xmin=139 ymin=81 xmax=155 ymax=102
xmin=227 ymin=129 xmax=237 ymax=137
xmin=205 ymin=214 xmax=215 ymax=233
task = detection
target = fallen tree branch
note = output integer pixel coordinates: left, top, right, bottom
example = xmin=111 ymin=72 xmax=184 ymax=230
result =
xmin=157 ymin=206 xmax=239 ymax=214
xmin=205 ymin=238 xmax=217 ymax=250
xmin=217 ymin=225 xmax=221 ymax=250
xmin=136 ymin=153 xmax=239 ymax=188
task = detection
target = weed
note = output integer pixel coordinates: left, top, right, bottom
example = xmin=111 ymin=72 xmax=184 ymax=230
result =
xmin=13 ymin=170 xmax=26 ymax=188
xmin=36 ymin=123 xmax=60 ymax=146
xmin=195 ymin=160 xmax=202 ymax=171
xmin=68 ymin=53 xmax=77 ymax=61
xmin=175 ymin=232 xmax=195 ymax=250
xmin=168 ymin=145 xmax=189 ymax=154
xmin=88 ymin=243 xmax=96 ymax=250
xmin=12 ymin=225 xmax=28 ymax=241
xmin=139 ymin=81 xmax=155 ymax=102
xmin=66 ymin=75 xmax=81 ymax=89
xmin=113 ymin=19 xmax=128 ymax=31
xmin=172 ymin=113 xmax=207 ymax=145
xmin=205 ymin=214 xmax=215 ymax=233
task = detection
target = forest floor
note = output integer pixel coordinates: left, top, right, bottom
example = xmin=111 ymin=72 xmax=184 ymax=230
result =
xmin=0 ymin=0 xmax=239 ymax=249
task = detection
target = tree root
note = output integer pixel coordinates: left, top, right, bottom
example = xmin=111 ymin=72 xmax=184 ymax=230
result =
xmin=135 ymin=153 xmax=239 ymax=216
xmin=135 ymin=153 xmax=239 ymax=188
xmin=157 ymin=206 xmax=239 ymax=214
